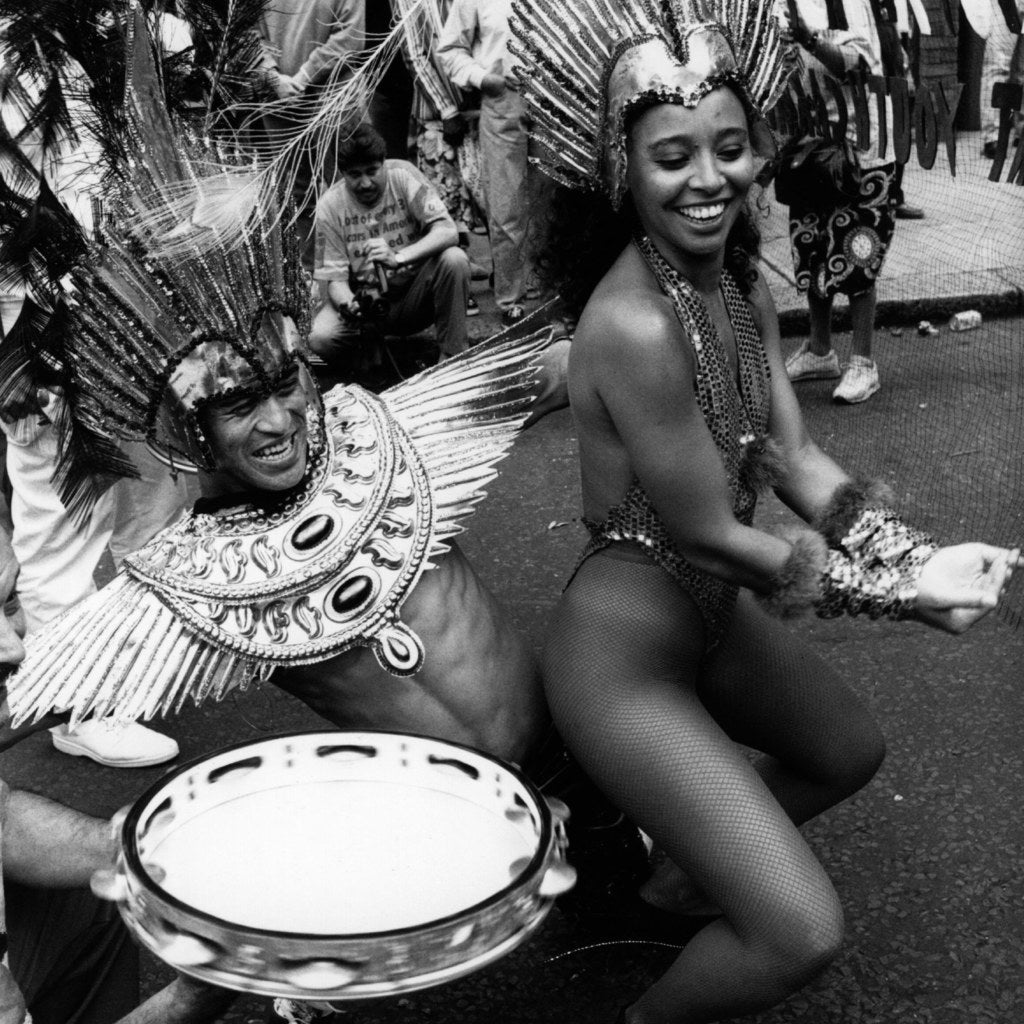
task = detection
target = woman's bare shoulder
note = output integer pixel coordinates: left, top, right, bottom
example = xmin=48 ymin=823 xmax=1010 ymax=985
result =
xmin=576 ymin=258 xmax=687 ymax=370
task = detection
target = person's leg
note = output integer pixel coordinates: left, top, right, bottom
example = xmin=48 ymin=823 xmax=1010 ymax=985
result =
xmin=849 ymin=285 xmax=877 ymax=362
xmin=806 ymin=290 xmax=835 ymax=357
xmin=430 ymin=247 xmax=471 ymax=357
xmin=831 ymin=163 xmax=896 ymax=403
xmin=4 ymin=404 xmax=179 ymax=765
xmin=544 ymin=555 xmax=845 ymax=1024
xmin=702 ymin=592 xmax=885 ymax=821
xmin=386 ymin=248 xmax=470 ymax=359
xmin=479 ymin=91 xmax=529 ymax=313
xmin=786 ymin=210 xmax=841 ymax=381
xmin=3 ymin=406 xmax=113 ymax=632
xmin=6 ymin=881 xmax=139 ymax=1024
xmin=644 ymin=591 xmax=885 ymax=914
xmin=307 ymin=301 xmax=365 ymax=369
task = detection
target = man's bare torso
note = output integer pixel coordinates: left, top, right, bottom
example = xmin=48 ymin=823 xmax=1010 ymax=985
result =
xmin=273 ymin=543 xmax=547 ymax=764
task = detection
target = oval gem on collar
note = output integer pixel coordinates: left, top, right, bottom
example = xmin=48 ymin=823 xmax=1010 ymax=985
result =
xmin=287 ymin=514 xmax=336 ymax=557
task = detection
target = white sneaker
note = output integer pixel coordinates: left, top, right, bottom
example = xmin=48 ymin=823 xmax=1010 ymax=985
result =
xmin=785 ymin=343 xmax=841 ymax=382
xmin=51 ymin=720 xmax=179 ymax=768
xmin=832 ymin=356 xmax=880 ymax=404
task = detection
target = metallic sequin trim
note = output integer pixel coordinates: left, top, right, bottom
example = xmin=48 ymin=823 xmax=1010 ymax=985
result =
xmin=818 ymin=507 xmax=937 ymax=619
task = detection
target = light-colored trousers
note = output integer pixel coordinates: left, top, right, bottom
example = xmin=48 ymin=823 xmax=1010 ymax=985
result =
xmin=1 ymin=295 xmax=187 ymax=631
xmin=479 ymin=89 xmax=533 ymax=310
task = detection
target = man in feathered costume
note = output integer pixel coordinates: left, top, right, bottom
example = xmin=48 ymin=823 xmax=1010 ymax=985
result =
xmin=0 ymin=8 xmax=556 ymax=778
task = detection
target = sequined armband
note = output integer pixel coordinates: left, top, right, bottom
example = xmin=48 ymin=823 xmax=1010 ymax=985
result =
xmin=817 ymin=508 xmax=937 ymax=621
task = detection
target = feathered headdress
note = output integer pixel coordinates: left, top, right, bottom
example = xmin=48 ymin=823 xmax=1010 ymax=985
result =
xmin=0 ymin=3 xmax=317 ymax=521
xmin=509 ymin=0 xmax=795 ymax=207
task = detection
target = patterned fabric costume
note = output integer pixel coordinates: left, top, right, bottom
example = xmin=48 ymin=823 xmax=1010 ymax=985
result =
xmin=789 ymin=162 xmax=897 ymax=299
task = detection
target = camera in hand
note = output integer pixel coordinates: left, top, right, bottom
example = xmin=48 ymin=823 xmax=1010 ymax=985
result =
xmin=342 ymin=259 xmax=391 ymax=324
xmin=341 ymin=286 xmax=390 ymax=325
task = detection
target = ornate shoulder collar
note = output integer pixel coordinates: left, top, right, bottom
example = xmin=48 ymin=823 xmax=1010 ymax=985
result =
xmin=126 ymin=387 xmax=433 ymax=675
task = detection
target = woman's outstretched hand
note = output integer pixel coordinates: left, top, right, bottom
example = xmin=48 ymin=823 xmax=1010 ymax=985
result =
xmin=914 ymin=544 xmax=1022 ymax=633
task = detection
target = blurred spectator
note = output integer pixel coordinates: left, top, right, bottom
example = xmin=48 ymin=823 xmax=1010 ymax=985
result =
xmin=366 ymin=0 xmax=415 ymax=157
xmin=437 ymin=0 xmax=535 ymax=326
xmin=396 ymin=0 xmax=486 ymax=315
xmin=309 ymin=122 xmax=471 ymax=370
xmin=980 ymin=0 xmax=1024 ymax=158
xmin=256 ymin=0 xmax=367 ymax=267
xmin=781 ymin=0 xmax=897 ymax=404
xmin=0 ymin=61 xmax=186 ymax=770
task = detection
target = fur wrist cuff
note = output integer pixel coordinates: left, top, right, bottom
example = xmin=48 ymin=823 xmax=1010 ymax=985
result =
xmin=757 ymin=529 xmax=828 ymax=618
xmin=814 ymin=476 xmax=895 ymax=546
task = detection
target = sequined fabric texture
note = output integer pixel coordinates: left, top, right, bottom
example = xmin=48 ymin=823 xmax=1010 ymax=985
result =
xmin=819 ymin=507 xmax=937 ymax=619
xmin=580 ymin=237 xmax=772 ymax=648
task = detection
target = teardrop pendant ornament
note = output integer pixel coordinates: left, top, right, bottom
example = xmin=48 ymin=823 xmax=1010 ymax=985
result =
xmin=372 ymin=622 xmax=425 ymax=676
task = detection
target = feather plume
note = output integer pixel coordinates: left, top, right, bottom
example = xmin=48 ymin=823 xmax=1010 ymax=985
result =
xmin=154 ymin=1 xmax=428 ymax=257
xmin=5 ymin=574 xmax=267 ymax=728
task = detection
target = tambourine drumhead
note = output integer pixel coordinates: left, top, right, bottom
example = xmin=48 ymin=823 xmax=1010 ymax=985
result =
xmin=145 ymin=775 xmax=536 ymax=933
xmin=115 ymin=731 xmax=574 ymax=1000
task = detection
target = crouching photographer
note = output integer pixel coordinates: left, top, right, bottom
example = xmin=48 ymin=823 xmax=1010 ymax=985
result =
xmin=309 ymin=123 xmax=473 ymax=372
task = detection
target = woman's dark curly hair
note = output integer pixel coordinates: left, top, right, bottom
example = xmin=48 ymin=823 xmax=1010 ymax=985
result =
xmin=532 ymin=95 xmax=764 ymax=319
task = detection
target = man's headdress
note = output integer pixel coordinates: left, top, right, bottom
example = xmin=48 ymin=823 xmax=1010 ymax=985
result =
xmin=510 ymin=0 xmax=795 ymax=207
xmin=0 ymin=4 xmax=318 ymax=520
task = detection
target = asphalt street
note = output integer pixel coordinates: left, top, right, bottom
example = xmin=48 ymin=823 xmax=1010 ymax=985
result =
xmin=1 ymin=316 xmax=1022 ymax=1024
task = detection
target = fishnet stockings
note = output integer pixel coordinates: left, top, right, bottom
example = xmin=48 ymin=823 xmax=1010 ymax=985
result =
xmin=542 ymin=549 xmax=886 ymax=1023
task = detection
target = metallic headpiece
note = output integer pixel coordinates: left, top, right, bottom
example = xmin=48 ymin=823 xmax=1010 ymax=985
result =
xmin=510 ymin=0 xmax=794 ymax=207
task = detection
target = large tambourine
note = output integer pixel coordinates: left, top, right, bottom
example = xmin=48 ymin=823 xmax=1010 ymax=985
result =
xmin=105 ymin=731 xmax=576 ymax=1000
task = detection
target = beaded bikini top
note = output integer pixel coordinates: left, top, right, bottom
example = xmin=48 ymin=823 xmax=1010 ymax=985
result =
xmin=581 ymin=237 xmax=772 ymax=647
xmin=7 ymin=333 xmax=550 ymax=728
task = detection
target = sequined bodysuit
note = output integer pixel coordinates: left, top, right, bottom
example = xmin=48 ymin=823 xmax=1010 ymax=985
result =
xmin=579 ymin=237 xmax=773 ymax=648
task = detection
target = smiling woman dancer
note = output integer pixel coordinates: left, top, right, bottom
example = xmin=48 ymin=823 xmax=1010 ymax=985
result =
xmin=510 ymin=2 xmax=1020 ymax=1022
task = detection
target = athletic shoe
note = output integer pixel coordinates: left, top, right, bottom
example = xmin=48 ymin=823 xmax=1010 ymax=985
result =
xmin=466 ymin=296 xmax=480 ymax=317
xmin=982 ymin=140 xmax=998 ymax=159
xmin=832 ymin=356 xmax=880 ymax=404
xmin=785 ymin=343 xmax=841 ymax=382
xmin=500 ymin=303 xmax=526 ymax=326
xmin=51 ymin=720 xmax=180 ymax=768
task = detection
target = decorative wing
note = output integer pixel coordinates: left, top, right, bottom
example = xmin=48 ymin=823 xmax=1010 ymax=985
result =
xmin=6 ymin=575 xmax=269 ymax=729
xmin=381 ymin=328 xmax=553 ymax=566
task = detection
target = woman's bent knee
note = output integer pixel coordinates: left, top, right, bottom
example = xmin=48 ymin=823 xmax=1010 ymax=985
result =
xmin=830 ymin=718 xmax=886 ymax=798
xmin=760 ymin=895 xmax=845 ymax=990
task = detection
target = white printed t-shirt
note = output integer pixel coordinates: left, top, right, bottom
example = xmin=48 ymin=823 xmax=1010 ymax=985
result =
xmin=313 ymin=159 xmax=453 ymax=289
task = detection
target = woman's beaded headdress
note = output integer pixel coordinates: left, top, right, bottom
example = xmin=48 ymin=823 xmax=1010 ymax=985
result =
xmin=510 ymin=0 xmax=794 ymax=207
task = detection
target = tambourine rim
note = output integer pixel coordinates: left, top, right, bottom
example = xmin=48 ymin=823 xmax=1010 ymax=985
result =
xmin=121 ymin=728 xmax=553 ymax=942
